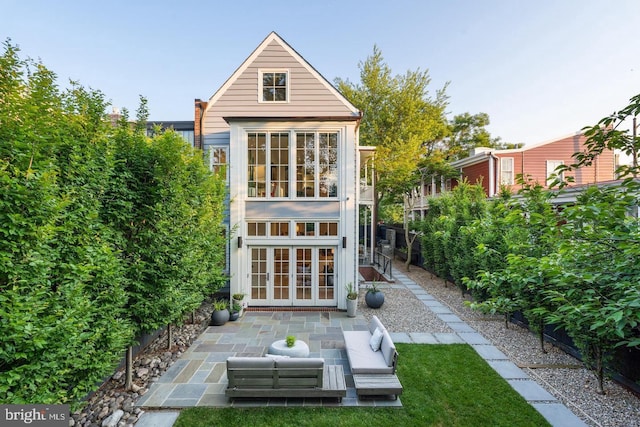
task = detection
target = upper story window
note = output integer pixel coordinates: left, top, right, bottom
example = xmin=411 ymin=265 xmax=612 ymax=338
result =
xmin=248 ymin=132 xmax=289 ymax=198
xmin=500 ymin=157 xmax=514 ymax=185
xmin=296 ymin=132 xmax=338 ymax=198
xmin=248 ymin=130 xmax=339 ymax=199
xmin=260 ymin=70 xmax=288 ymax=102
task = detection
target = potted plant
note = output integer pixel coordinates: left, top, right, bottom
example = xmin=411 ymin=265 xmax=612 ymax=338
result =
xmin=345 ymin=282 xmax=358 ymax=317
xmin=286 ymin=335 xmax=296 ymax=348
xmin=232 ymin=293 xmax=246 ymax=317
xmin=229 ymin=302 xmax=242 ymax=321
xmin=210 ymin=299 xmax=230 ymax=326
xmin=365 ymin=281 xmax=384 ymax=309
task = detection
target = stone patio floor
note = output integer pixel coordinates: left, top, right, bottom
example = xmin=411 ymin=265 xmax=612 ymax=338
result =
xmin=135 ymin=269 xmax=587 ymax=427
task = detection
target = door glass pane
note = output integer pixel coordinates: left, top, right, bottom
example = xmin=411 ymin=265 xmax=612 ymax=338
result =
xmin=251 ymin=248 xmax=267 ymax=300
xmin=318 ymin=248 xmax=335 ymax=300
xmin=296 ymin=248 xmax=312 ymax=300
xmin=273 ymin=248 xmax=290 ymax=300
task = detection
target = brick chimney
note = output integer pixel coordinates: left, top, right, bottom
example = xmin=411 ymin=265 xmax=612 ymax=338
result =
xmin=194 ymin=99 xmax=207 ymax=150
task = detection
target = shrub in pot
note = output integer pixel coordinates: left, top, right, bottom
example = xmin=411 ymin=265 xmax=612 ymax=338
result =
xmin=345 ymin=282 xmax=358 ymax=317
xmin=229 ymin=302 xmax=242 ymax=321
xmin=365 ymin=282 xmax=384 ymax=309
xmin=210 ymin=299 xmax=230 ymax=326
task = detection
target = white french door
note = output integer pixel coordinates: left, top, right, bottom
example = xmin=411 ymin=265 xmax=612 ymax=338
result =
xmin=250 ymin=246 xmax=336 ymax=306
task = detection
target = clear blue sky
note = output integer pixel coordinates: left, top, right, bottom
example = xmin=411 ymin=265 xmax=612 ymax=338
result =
xmin=2 ymin=0 xmax=639 ymax=145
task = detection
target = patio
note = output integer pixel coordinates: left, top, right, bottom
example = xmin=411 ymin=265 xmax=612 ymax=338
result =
xmin=135 ymin=268 xmax=587 ymax=427
xmin=135 ymin=311 xmax=403 ymax=408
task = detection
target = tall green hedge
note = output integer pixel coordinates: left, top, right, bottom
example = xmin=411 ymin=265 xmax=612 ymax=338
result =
xmin=420 ymin=135 xmax=640 ymax=393
xmin=0 ymin=41 xmax=227 ymax=405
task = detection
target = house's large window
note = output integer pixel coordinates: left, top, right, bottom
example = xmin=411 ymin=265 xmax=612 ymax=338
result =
xmin=270 ymin=133 xmax=289 ymax=197
xmin=296 ymin=133 xmax=316 ymax=197
xmin=500 ymin=157 xmax=514 ymax=185
xmin=260 ymin=70 xmax=288 ymax=102
xmin=248 ymin=132 xmax=288 ymax=198
xmin=248 ymin=133 xmax=267 ymax=197
xmin=249 ymin=130 xmax=338 ymax=199
xmin=319 ymin=132 xmax=338 ymax=197
xmin=296 ymin=131 xmax=339 ymax=198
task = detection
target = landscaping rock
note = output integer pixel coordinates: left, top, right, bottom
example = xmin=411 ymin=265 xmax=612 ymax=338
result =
xmin=70 ymin=301 xmax=212 ymax=427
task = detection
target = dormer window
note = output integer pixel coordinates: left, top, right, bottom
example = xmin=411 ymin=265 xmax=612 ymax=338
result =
xmin=260 ymin=70 xmax=288 ymax=102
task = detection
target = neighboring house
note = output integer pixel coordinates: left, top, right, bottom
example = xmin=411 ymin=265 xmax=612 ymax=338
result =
xmin=146 ymin=121 xmax=195 ymax=147
xmin=410 ymin=132 xmax=617 ymax=216
xmin=196 ymin=32 xmax=368 ymax=309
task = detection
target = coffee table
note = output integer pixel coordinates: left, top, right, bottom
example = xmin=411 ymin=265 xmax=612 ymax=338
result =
xmin=268 ymin=339 xmax=310 ymax=358
xmin=353 ymin=373 xmax=403 ymax=400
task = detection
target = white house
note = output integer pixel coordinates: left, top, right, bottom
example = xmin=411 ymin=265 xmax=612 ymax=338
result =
xmin=195 ymin=32 xmax=370 ymax=309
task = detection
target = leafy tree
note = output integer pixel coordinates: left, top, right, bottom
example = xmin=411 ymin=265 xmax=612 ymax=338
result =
xmin=335 ymin=46 xmax=449 ymax=223
xmin=558 ymin=93 xmax=640 ymax=180
xmin=428 ymin=112 xmax=523 ymax=161
xmin=536 ymin=179 xmax=640 ymax=393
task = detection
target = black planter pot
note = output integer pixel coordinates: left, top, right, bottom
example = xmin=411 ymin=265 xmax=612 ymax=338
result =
xmin=229 ymin=311 xmax=240 ymax=321
xmin=211 ymin=309 xmax=230 ymax=326
xmin=365 ymin=291 xmax=384 ymax=308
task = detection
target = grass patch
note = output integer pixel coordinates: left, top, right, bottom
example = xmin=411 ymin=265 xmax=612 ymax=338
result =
xmin=175 ymin=344 xmax=550 ymax=427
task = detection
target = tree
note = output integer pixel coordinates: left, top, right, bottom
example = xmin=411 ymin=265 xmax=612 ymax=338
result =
xmin=439 ymin=112 xmax=524 ymax=161
xmin=558 ymin=93 xmax=640 ymax=181
xmin=335 ymin=46 xmax=449 ymax=222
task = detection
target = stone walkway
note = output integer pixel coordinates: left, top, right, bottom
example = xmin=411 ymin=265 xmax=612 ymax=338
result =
xmin=135 ymin=269 xmax=586 ymax=427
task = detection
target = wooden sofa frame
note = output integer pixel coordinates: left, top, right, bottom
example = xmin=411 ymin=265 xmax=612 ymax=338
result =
xmin=225 ymin=357 xmax=346 ymax=401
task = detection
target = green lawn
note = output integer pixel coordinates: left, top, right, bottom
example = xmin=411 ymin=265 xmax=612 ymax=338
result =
xmin=175 ymin=344 xmax=550 ymax=427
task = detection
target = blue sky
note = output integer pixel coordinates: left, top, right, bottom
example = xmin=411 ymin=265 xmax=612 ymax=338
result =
xmin=2 ymin=0 xmax=639 ymax=145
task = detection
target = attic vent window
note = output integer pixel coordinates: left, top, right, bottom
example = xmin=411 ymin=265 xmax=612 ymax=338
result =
xmin=260 ymin=70 xmax=288 ymax=102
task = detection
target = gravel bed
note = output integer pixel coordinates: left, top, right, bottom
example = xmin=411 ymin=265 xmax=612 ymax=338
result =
xmin=386 ymin=261 xmax=640 ymax=427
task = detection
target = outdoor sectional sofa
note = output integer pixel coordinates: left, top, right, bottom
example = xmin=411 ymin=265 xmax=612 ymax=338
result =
xmin=225 ymin=356 xmax=346 ymax=401
xmin=342 ymin=315 xmax=403 ymax=399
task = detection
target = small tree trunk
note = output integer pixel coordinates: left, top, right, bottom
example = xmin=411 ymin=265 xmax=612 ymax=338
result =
xmin=124 ymin=346 xmax=133 ymax=390
xmin=538 ymin=320 xmax=547 ymax=354
xmin=504 ymin=313 xmax=510 ymax=329
xmin=167 ymin=324 xmax=172 ymax=350
xmin=596 ymin=346 xmax=605 ymax=395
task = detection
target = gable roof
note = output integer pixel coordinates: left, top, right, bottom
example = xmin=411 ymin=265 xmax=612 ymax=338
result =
xmin=205 ymin=32 xmax=360 ymax=117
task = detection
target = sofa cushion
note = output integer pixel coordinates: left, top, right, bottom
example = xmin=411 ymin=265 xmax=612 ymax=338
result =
xmin=369 ymin=327 xmax=383 ymax=352
xmin=264 ymin=353 xmax=290 ymax=360
xmin=368 ymin=315 xmax=386 ymax=335
xmin=380 ymin=329 xmax=397 ymax=368
xmin=343 ymin=330 xmax=394 ymax=374
xmin=275 ymin=358 xmax=324 ymax=369
xmin=227 ymin=356 xmax=275 ymax=369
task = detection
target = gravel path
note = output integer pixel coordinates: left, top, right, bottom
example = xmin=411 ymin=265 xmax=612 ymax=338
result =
xmin=360 ymin=261 xmax=640 ymax=427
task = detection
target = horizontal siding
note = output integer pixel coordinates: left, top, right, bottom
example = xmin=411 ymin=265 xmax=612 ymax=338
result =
xmin=203 ymin=39 xmax=356 ymax=138
xmin=462 ymin=161 xmax=490 ymax=194
xmin=495 ymin=134 xmax=615 ymax=190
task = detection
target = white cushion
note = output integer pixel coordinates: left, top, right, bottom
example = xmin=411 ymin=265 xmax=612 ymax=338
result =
xmin=369 ymin=327 xmax=384 ymax=352
xmin=264 ymin=353 xmax=289 ymax=360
